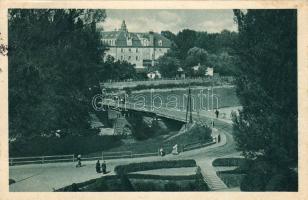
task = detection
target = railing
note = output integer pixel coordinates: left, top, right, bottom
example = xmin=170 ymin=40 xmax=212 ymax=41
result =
xmin=9 ymin=141 xmax=217 ymax=166
xmin=9 ymin=154 xmax=75 ymax=166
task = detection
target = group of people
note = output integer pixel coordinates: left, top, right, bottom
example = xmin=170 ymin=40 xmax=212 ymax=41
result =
xmin=159 ymin=144 xmax=179 ymax=157
xmin=96 ymin=160 xmax=107 ymax=174
xmin=75 ymin=154 xmax=107 ymax=174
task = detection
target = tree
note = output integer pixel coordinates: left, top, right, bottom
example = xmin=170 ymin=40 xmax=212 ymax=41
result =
xmin=207 ymin=51 xmax=239 ymax=76
xmin=175 ymin=29 xmax=197 ymax=58
xmin=184 ymin=47 xmax=208 ymax=76
xmin=156 ymin=49 xmax=181 ymax=78
xmin=9 ymin=9 xmax=107 ymax=138
xmin=99 ymin=55 xmax=137 ymax=81
xmin=161 ymin=30 xmax=176 ymax=43
xmin=232 ymin=9 xmax=297 ymax=191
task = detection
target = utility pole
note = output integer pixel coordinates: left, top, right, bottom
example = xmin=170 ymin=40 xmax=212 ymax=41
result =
xmin=206 ymin=67 xmax=214 ymax=135
xmin=211 ymin=74 xmax=214 ymax=131
xmin=185 ymin=87 xmax=193 ymax=128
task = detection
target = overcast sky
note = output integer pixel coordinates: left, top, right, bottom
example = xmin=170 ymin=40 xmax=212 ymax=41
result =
xmin=98 ymin=10 xmax=237 ymax=34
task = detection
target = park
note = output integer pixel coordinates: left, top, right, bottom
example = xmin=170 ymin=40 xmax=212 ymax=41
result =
xmin=7 ymin=9 xmax=298 ymax=192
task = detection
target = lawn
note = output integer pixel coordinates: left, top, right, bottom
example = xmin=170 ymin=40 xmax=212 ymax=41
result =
xmin=127 ymin=86 xmax=240 ymax=111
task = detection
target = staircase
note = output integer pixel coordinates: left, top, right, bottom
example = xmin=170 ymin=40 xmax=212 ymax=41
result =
xmin=196 ymin=160 xmax=228 ymax=191
xmin=113 ymin=117 xmax=129 ymax=135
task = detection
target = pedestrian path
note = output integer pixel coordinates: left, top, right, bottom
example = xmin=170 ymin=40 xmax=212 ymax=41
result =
xmin=197 ymin=159 xmax=228 ymax=191
xmin=9 ymin=117 xmax=237 ymax=192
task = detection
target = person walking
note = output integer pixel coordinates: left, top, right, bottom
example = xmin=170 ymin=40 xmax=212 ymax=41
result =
xmin=172 ymin=144 xmax=179 ymax=155
xmin=159 ymin=147 xmax=165 ymax=156
xmin=215 ymin=109 xmax=219 ymax=118
xmin=101 ymin=160 xmax=107 ymax=174
xmin=76 ymin=154 xmax=82 ymax=168
xmin=96 ymin=160 xmax=101 ymax=173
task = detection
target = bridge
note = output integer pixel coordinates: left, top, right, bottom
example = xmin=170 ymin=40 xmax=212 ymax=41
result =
xmin=99 ymin=99 xmax=238 ymax=125
xmin=9 ymin=103 xmax=242 ymax=192
xmin=10 ymin=87 xmax=242 ymax=192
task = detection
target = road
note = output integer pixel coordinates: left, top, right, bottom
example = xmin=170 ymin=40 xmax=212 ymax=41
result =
xmin=9 ymin=107 xmax=241 ymax=192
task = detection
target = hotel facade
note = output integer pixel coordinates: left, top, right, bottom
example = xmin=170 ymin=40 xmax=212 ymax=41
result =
xmin=100 ymin=20 xmax=173 ymax=71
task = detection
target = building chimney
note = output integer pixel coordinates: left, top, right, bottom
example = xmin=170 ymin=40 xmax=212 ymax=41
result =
xmin=149 ymin=31 xmax=154 ymax=46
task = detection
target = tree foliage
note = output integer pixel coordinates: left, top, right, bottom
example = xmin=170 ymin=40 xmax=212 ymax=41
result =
xmin=232 ymin=9 xmax=297 ymax=191
xmin=156 ymin=50 xmax=181 ymax=78
xmin=99 ymin=55 xmax=138 ymax=81
xmin=9 ymin=9 xmax=107 ymax=138
xmin=157 ymin=29 xmax=239 ymax=77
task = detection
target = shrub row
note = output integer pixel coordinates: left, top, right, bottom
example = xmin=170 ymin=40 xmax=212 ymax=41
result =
xmin=56 ymin=175 xmax=120 ymax=192
xmin=212 ymin=158 xmax=246 ymax=167
xmin=9 ymin=135 xmax=122 ymax=157
xmin=127 ymin=173 xmax=196 ymax=180
xmin=114 ymin=159 xmax=197 ymax=175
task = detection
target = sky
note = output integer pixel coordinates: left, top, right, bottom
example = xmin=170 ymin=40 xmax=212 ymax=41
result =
xmin=98 ymin=9 xmax=237 ymax=34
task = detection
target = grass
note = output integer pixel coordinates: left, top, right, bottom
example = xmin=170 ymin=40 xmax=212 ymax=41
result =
xmin=88 ymin=86 xmax=238 ymax=157
xmin=127 ymin=86 xmax=240 ymax=111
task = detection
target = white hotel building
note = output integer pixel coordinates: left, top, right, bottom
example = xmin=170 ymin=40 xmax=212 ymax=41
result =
xmin=100 ymin=20 xmax=173 ymax=72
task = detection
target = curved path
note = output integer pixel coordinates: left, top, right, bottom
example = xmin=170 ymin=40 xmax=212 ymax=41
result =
xmin=9 ymin=109 xmax=241 ymax=192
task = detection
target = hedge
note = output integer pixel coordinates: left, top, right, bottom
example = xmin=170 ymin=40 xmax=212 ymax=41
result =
xmin=127 ymin=173 xmax=196 ymax=180
xmin=212 ymin=158 xmax=246 ymax=167
xmin=114 ymin=159 xmax=197 ymax=175
xmin=56 ymin=175 xmax=119 ymax=191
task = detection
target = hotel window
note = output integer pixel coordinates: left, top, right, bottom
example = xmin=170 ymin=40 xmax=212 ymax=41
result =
xmin=129 ymin=48 xmax=131 ymax=52
xmin=128 ymin=56 xmax=131 ymax=60
xmin=121 ymin=48 xmax=124 ymax=53
xmin=121 ymin=56 xmax=123 ymax=60
xmin=136 ymin=56 xmax=138 ymax=60
xmin=136 ymin=48 xmax=138 ymax=53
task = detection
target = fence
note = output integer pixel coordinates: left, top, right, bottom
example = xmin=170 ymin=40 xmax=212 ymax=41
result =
xmin=9 ymin=140 xmax=217 ymax=166
xmin=9 ymin=154 xmax=75 ymax=166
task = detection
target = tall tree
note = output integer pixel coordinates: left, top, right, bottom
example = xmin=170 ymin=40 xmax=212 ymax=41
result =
xmin=232 ymin=9 xmax=297 ymax=191
xmin=9 ymin=9 xmax=107 ymax=138
xmin=175 ymin=29 xmax=197 ymax=58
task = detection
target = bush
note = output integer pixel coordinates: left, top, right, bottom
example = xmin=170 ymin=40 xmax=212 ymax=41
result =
xmin=239 ymin=159 xmax=297 ymax=191
xmin=265 ymin=169 xmax=298 ymax=191
xmin=212 ymin=158 xmax=246 ymax=167
xmin=133 ymin=182 xmax=158 ymax=191
xmin=9 ymin=135 xmax=121 ymax=157
xmin=164 ymin=182 xmax=181 ymax=191
xmin=114 ymin=159 xmax=196 ymax=175
xmin=57 ymin=175 xmax=122 ymax=192
xmin=127 ymin=174 xmax=196 ymax=180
